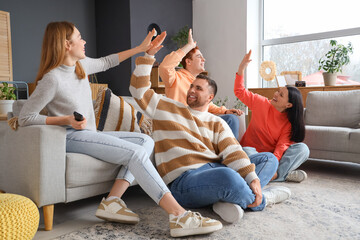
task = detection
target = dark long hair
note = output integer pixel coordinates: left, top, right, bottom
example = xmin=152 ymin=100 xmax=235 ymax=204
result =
xmin=286 ymin=86 xmax=305 ymax=142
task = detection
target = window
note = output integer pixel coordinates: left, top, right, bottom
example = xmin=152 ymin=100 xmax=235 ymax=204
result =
xmin=261 ymin=0 xmax=360 ymax=87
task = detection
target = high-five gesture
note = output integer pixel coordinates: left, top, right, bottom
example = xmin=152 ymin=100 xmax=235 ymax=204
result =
xmin=181 ymin=28 xmax=197 ymax=54
xmin=187 ymin=28 xmax=196 ymax=49
xmin=237 ymin=50 xmax=252 ymax=76
xmin=137 ymin=29 xmax=157 ymax=53
xmin=147 ymin=31 xmax=167 ymax=56
xmin=117 ymin=29 xmax=160 ymax=63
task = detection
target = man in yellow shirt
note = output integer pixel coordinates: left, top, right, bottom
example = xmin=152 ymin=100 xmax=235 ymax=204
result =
xmin=159 ymin=29 xmax=243 ymax=139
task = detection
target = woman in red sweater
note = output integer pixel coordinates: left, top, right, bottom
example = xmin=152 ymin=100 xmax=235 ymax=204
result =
xmin=234 ymin=50 xmax=309 ymax=182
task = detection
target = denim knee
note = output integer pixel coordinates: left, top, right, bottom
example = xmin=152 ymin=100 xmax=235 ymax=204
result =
xmin=264 ymin=152 xmax=279 ymax=169
xmin=296 ymin=143 xmax=310 ymax=159
xmin=212 ymin=167 xmax=249 ymax=194
xmin=222 ymin=114 xmax=239 ymax=127
xmin=141 ymin=133 xmax=155 ymax=153
xmin=129 ymin=146 xmax=150 ymax=165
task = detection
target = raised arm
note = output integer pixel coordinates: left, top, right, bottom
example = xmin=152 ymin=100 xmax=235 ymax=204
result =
xmin=82 ymin=29 xmax=158 ymax=76
xmin=129 ymin=32 xmax=167 ymax=118
xmin=159 ymin=29 xmax=197 ymax=88
xmin=234 ymin=50 xmax=266 ymax=110
xmin=117 ymin=29 xmax=157 ymax=63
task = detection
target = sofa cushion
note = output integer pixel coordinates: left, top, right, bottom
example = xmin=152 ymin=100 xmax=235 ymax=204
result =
xmin=66 ymin=153 xmax=121 ymax=188
xmin=304 ymin=125 xmax=351 ymax=152
xmin=94 ymin=87 xmax=143 ymax=132
xmin=305 ymin=90 xmax=360 ymax=128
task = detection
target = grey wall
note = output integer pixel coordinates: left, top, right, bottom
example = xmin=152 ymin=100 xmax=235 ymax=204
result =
xmin=0 ymin=0 xmax=97 ymax=84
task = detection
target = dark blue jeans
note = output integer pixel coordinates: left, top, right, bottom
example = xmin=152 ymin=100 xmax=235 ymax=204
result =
xmin=169 ymin=152 xmax=278 ymax=211
xmin=219 ymin=114 xmax=240 ymax=140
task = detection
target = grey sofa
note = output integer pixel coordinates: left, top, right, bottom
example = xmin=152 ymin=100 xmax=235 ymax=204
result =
xmin=0 ymin=122 xmax=124 ymax=230
xmin=0 ymin=96 xmax=148 ymax=230
xmin=303 ymin=90 xmax=360 ymax=164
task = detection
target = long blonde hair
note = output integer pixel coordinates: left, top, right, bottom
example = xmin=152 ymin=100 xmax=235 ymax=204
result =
xmin=35 ymin=21 xmax=85 ymax=84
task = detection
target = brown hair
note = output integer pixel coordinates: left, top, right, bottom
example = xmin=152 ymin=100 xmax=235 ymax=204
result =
xmin=196 ymin=74 xmax=217 ymax=96
xmin=35 ymin=21 xmax=85 ymax=84
xmin=180 ymin=46 xmax=199 ymax=69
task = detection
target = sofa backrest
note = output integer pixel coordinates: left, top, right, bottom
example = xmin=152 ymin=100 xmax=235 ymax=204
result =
xmin=305 ymin=90 xmax=360 ymax=128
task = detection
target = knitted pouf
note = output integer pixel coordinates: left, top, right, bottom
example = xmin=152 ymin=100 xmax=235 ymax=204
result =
xmin=0 ymin=193 xmax=39 ymax=240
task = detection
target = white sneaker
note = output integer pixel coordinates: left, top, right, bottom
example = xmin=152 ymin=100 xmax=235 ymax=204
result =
xmin=263 ymin=186 xmax=291 ymax=207
xmin=169 ymin=210 xmax=222 ymax=237
xmin=212 ymin=202 xmax=244 ymax=223
xmin=95 ymin=197 xmax=139 ymax=224
xmin=286 ymin=170 xmax=307 ymax=183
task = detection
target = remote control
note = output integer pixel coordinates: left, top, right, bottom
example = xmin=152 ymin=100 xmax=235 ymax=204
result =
xmin=73 ymin=111 xmax=84 ymax=121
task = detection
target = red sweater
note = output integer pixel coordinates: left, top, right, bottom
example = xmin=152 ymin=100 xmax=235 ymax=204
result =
xmin=234 ymin=74 xmax=293 ymax=160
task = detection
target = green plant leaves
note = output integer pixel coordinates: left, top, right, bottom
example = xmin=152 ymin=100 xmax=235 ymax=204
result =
xmin=318 ymin=40 xmax=353 ymax=74
xmin=171 ymin=25 xmax=190 ymax=48
xmin=0 ymin=82 xmax=17 ymax=100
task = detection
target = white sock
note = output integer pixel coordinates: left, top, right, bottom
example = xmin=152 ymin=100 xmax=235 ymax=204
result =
xmin=105 ymin=196 xmax=119 ymax=201
xmin=170 ymin=210 xmax=189 ymax=219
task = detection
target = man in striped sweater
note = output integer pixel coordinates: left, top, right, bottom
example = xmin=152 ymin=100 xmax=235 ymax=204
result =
xmin=130 ymin=51 xmax=291 ymax=223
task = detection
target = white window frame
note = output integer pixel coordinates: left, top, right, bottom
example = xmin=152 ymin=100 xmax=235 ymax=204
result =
xmin=260 ymin=0 xmax=360 ymax=88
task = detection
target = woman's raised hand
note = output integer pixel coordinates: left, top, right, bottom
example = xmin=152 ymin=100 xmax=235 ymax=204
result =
xmin=147 ymin=31 xmax=167 ymax=56
xmin=137 ymin=29 xmax=157 ymax=53
xmin=237 ymin=50 xmax=252 ymax=76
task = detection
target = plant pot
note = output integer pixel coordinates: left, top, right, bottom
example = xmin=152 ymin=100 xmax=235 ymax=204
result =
xmin=0 ymin=100 xmax=15 ymax=116
xmin=322 ymin=72 xmax=337 ymax=86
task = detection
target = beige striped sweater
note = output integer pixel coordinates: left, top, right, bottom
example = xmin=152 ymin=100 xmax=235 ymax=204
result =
xmin=130 ymin=55 xmax=258 ymax=185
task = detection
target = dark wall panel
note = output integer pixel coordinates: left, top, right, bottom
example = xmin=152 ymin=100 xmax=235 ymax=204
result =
xmin=94 ymin=0 xmax=131 ymax=96
xmin=0 ymin=0 xmax=96 ymax=83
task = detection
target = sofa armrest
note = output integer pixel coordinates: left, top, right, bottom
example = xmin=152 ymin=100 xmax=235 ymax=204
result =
xmin=0 ymin=122 xmax=66 ymax=207
xmin=238 ymin=114 xmax=246 ymax=141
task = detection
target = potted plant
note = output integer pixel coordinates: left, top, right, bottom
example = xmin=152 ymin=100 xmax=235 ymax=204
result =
xmin=318 ymin=40 xmax=353 ymax=86
xmin=0 ymin=82 xmax=17 ymax=116
xmin=171 ymin=25 xmax=190 ymax=48
xmin=213 ymin=96 xmax=246 ymax=112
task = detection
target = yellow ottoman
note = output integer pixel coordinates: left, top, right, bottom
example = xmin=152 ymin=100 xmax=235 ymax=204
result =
xmin=0 ymin=193 xmax=39 ymax=240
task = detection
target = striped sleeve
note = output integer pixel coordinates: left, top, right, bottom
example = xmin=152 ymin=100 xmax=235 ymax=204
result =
xmin=129 ymin=55 xmax=163 ymax=119
xmin=217 ymin=121 xmax=259 ymax=184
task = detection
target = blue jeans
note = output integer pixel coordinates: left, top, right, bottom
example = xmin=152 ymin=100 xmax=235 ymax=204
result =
xmin=66 ymin=129 xmax=169 ymax=204
xmin=219 ymin=114 xmax=240 ymax=140
xmin=169 ymin=152 xmax=278 ymax=211
xmin=243 ymin=143 xmax=310 ymax=181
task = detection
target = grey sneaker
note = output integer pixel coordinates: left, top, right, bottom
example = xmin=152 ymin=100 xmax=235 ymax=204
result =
xmin=169 ymin=210 xmax=222 ymax=237
xmin=263 ymin=186 xmax=291 ymax=207
xmin=95 ymin=197 xmax=139 ymax=224
xmin=212 ymin=202 xmax=244 ymax=223
xmin=286 ymin=170 xmax=307 ymax=183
